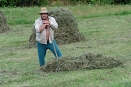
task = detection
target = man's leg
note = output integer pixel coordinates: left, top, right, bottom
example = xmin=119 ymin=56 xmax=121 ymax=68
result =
xmin=48 ymin=40 xmax=62 ymax=58
xmin=37 ymin=42 xmax=47 ymax=66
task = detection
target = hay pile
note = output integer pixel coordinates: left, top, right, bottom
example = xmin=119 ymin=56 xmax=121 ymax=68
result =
xmin=0 ymin=10 xmax=11 ymax=33
xmin=28 ymin=28 xmax=36 ymax=48
xmin=48 ymin=7 xmax=85 ymax=44
xmin=40 ymin=53 xmax=123 ymax=72
xmin=28 ymin=7 xmax=85 ymax=47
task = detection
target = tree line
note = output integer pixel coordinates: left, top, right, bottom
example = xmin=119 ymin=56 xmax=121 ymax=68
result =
xmin=0 ymin=0 xmax=130 ymax=7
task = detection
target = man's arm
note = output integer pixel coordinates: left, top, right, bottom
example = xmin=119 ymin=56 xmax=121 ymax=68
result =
xmin=39 ymin=24 xmax=48 ymax=32
xmin=34 ymin=19 xmax=49 ymax=33
xmin=49 ymin=17 xmax=58 ymax=30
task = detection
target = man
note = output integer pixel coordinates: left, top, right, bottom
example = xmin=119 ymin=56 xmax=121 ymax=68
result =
xmin=34 ymin=7 xmax=62 ymax=67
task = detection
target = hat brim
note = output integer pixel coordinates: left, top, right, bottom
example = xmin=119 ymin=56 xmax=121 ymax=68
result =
xmin=39 ymin=12 xmax=49 ymax=14
xmin=39 ymin=11 xmax=49 ymax=14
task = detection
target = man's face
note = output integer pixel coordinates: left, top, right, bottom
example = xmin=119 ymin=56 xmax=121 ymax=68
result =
xmin=40 ymin=13 xmax=48 ymax=20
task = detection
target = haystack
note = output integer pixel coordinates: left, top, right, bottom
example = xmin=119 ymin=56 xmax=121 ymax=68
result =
xmin=40 ymin=53 xmax=123 ymax=72
xmin=0 ymin=10 xmax=11 ymax=33
xmin=28 ymin=7 xmax=85 ymax=47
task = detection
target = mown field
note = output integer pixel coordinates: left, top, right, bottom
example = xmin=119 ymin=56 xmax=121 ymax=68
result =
xmin=0 ymin=5 xmax=131 ymax=87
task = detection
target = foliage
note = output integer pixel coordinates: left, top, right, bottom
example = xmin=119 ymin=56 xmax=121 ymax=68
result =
xmin=54 ymin=0 xmax=131 ymax=5
xmin=0 ymin=0 xmax=131 ymax=7
xmin=90 ymin=0 xmax=131 ymax=4
xmin=0 ymin=0 xmax=48 ymax=7
xmin=113 ymin=0 xmax=131 ymax=4
xmin=90 ymin=0 xmax=114 ymax=4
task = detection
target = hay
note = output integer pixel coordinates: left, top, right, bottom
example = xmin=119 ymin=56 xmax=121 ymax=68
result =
xmin=28 ymin=7 xmax=85 ymax=47
xmin=28 ymin=28 xmax=36 ymax=48
xmin=48 ymin=7 xmax=85 ymax=44
xmin=40 ymin=53 xmax=122 ymax=72
xmin=0 ymin=10 xmax=11 ymax=33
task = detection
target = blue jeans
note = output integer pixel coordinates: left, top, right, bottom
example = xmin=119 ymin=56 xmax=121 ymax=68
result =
xmin=37 ymin=40 xmax=62 ymax=66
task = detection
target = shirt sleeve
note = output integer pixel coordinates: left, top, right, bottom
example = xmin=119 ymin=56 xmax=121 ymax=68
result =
xmin=34 ymin=19 xmax=40 ymax=33
xmin=49 ymin=17 xmax=58 ymax=30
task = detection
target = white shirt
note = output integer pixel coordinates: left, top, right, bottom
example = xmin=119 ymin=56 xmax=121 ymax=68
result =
xmin=34 ymin=16 xmax=58 ymax=44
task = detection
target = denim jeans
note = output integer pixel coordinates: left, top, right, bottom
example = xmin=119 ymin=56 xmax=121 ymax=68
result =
xmin=37 ymin=40 xmax=62 ymax=66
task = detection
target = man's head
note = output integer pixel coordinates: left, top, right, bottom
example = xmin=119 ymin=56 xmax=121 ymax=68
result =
xmin=39 ymin=7 xmax=48 ymax=20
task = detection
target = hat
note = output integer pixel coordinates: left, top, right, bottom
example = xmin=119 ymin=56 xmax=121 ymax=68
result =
xmin=39 ymin=7 xmax=48 ymax=14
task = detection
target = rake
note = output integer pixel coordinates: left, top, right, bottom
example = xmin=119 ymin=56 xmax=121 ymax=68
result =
xmin=48 ymin=27 xmax=58 ymax=59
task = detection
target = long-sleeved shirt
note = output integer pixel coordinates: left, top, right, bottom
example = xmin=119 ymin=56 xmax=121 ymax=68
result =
xmin=34 ymin=16 xmax=58 ymax=44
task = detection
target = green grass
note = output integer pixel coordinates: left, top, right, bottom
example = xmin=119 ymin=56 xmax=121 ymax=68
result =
xmin=1 ymin=5 xmax=131 ymax=24
xmin=0 ymin=5 xmax=131 ymax=87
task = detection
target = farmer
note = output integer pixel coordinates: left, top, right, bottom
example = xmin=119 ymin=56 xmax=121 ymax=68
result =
xmin=34 ymin=7 xmax=62 ymax=67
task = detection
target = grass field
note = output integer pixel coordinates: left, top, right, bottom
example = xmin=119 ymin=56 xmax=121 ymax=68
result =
xmin=0 ymin=5 xmax=131 ymax=87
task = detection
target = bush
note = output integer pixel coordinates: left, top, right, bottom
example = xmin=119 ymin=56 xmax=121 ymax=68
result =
xmin=0 ymin=0 xmax=130 ymax=7
xmin=90 ymin=0 xmax=131 ymax=5
xmin=0 ymin=0 xmax=49 ymax=7
xmin=113 ymin=0 xmax=131 ymax=4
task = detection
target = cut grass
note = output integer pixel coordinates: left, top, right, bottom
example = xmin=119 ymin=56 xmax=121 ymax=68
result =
xmin=0 ymin=5 xmax=131 ymax=87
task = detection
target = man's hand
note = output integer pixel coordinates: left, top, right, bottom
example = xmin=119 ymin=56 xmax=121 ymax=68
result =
xmin=39 ymin=20 xmax=50 ymax=32
xmin=43 ymin=20 xmax=50 ymax=29
xmin=43 ymin=20 xmax=50 ymax=25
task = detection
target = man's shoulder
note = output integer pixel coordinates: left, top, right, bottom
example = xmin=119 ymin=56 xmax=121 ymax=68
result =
xmin=48 ymin=16 xmax=55 ymax=20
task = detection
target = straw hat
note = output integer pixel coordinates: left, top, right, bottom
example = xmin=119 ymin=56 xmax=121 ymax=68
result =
xmin=39 ymin=7 xmax=48 ymax=14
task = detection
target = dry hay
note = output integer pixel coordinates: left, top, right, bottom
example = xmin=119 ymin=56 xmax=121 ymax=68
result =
xmin=40 ymin=53 xmax=122 ymax=72
xmin=28 ymin=29 xmax=36 ymax=48
xmin=48 ymin=7 xmax=85 ymax=44
xmin=28 ymin=7 xmax=85 ymax=48
xmin=0 ymin=10 xmax=11 ymax=33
